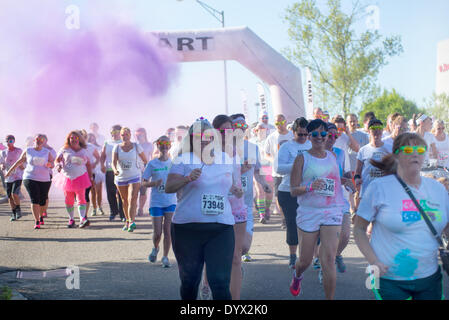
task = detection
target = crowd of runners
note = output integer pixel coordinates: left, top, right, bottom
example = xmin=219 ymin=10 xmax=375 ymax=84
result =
xmin=1 ymin=107 xmax=449 ymax=300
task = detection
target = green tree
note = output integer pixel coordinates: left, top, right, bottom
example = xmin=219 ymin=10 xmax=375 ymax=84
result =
xmin=425 ymin=92 xmax=449 ymax=127
xmin=359 ymin=89 xmax=424 ymax=124
xmin=283 ymin=0 xmax=403 ymax=115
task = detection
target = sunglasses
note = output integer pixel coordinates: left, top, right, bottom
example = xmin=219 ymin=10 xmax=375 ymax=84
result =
xmin=296 ymin=133 xmax=308 ymax=137
xmin=35 ymin=137 xmax=45 ymax=142
xmin=310 ymin=131 xmax=328 ymax=138
xmin=217 ymin=128 xmax=234 ymax=134
xmin=262 ymin=116 xmax=268 ymax=120
xmin=394 ymin=145 xmax=427 ymax=155
xmin=233 ymin=123 xmax=248 ymax=129
xmin=111 ymin=130 xmax=120 ymax=135
xmin=192 ymin=133 xmax=214 ymax=141
xmin=275 ymin=120 xmax=286 ymax=126
xmin=6 ymin=140 xmax=15 ymax=144
xmin=328 ymin=133 xmax=338 ymax=139
xmin=369 ymin=126 xmax=384 ymax=131
xmin=157 ymin=141 xmax=171 ymax=146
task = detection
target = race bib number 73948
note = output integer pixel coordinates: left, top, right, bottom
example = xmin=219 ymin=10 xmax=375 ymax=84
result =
xmin=201 ymin=194 xmax=225 ymax=215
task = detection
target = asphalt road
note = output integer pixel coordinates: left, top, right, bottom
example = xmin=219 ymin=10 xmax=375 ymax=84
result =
xmin=0 ymin=196 xmax=447 ymax=301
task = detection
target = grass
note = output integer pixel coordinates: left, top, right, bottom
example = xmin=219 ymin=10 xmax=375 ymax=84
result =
xmin=0 ymin=286 xmax=13 ymax=300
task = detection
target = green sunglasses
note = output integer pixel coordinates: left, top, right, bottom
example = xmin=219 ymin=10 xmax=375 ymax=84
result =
xmin=394 ymin=145 xmax=427 ymax=155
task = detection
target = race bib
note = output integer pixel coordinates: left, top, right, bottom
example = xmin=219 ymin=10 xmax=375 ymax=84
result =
xmin=241 ymin=176 xmax=248 ymax=192
xmin=32 ymin=157 xmax=46 ymax=167
xmin=157 ymin=184 xmax=165 ymax=193
xmin=315 ymin=178 xmax=335 ymax=197
xmin=201 ymin=194 xmax=225 ymax=216
xmin=120 ymin=160 xmax=133 ymax=170
xmin=71 ymin=156 xmax=85 ymax=165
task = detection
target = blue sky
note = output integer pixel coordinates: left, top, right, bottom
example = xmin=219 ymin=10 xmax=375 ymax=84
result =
xmin=122 ymin=0 xmax=449 ymax=124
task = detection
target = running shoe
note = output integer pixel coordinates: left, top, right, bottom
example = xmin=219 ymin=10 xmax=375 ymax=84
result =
xmin=199 ymin=278 xmax=212 ymax=300
xmin=79 ymin=218 xmax=90 ymax=228
xmin=42 ymin=212 xmax=47 ymax=218
xmin=242 ymin=253 xmax=252 ymax=262
xmin=148 ymin=248 xmax=159 ymax=263
xmin=312 ymin=257 xmax=321 ymax=270
xmin=10 ymin=212 xmax=16 ymax=222
xmin=318 ymin=269 xmax=323 ymax=285
xmin=265 ymin=208 xmax=271 ymax=221
xmin=34 ymin=222 xmax=40 ymax=230
xmin=109 ymin=214 xmax=116 ymax=221
xmin=99 ymin=207 xmax=105 ymax=216
xmin=289 ymin=254 xmax=297 ymax=269
xmin=259 ymin=215 xmax=266 ymax=224
xmin=281 ymin=219 xmax=287 ymax=230
xmin=39 ymin=217 xmax=44 ymax=225
xmin=161 ymin=256 xmax=171 ymax=268
xmin=122 ymin=223 xmax=129 ymax=231
xmin=335 ymin=255 xmax=346 ymax=273
xmin=16 ymin=209 xmax=22 ymax=220
xmin=128 ymin=222 xmax=136 ymax=232
xmin=289 ymin=271 xmax=303 ymax=296
xmin=121 ymin=217 xmax=126 ymax=222
xmin=92 ymin=208 xmax=97 ymax=216
xmin=67 ymin=219 xmax=75 ymax=228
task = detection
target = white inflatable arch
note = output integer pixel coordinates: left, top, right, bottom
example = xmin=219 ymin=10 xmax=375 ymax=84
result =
xmin=152 ymin=26 xmax=305 ymax=122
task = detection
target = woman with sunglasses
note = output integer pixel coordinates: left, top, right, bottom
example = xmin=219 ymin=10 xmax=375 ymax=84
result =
xmin=354 ymin=119 xmax=391 ymax=208
xmin=142 ymin=136 xmax=176 ymax=268
xmin=276 ymin=117 xmax=311 ymax=269
xmin=212 ymin=114 xmax=247 ymax=300
xmin=354 ymin=133 xmax=449 ymax=300
xmin=100 ymin=125 xmax=125 ymax=221
xmin=431 ymin=120 xmax=449 ymax=169
xmin=165 ymin=117 xmax=240 ymax=300
xmin=231 ymin=114 xmax=272 ymax=265
xmin=1 ymin=135 xmax=24 ymax=221
xmin=6 ymin=134 xmax=54 ymax=229
xmin=112 ymin=127 xmax=148 ymax=232
xmin=289 ymin=119 xmax=345 ymax=299
xmin=54 ymin=131 xmax=93 ymax=228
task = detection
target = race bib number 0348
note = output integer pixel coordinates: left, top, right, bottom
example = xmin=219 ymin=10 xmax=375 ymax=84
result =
xmin=315 ymin=178 xmax=335 ymax=197
xmin=201 ymin=194 xmax=225 ymax=215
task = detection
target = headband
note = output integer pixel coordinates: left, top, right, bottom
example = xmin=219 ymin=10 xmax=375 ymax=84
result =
xmin=416 ymin=115 xmax=428 ymax=125
xmin=232 ymin=116 xmax=246 ymax=123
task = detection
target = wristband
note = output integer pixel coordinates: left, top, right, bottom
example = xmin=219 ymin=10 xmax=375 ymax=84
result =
xmin=306 ymin=182 xmax=313 ymax=192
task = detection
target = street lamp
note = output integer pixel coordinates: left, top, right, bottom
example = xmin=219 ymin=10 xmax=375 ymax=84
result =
xmin=195 ymin=0 xmax=229 ymax=115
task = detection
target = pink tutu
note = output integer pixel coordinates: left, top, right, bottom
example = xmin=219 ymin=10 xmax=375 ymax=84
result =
xmin=229 ymin=196 xmax=248 ymax=223
xmin=53 ymin=172 xmax=92 ymax=192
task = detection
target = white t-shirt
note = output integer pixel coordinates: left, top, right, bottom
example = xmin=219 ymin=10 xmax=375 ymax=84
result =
xmin=348 ymin=130 xmax=369 ymax=172
xmin=434 ymin=134 xmax=449 ymax=167
xmin=264 ymin=130 xmax=294 ymax=177
xmin=142 ymin=158 xmax=177 ymax=208
xmin=113 ymin=143 xmax=144 ymax=182
xmin=357 ymin=175 xmax=449 ymax=280
xmin=357 ymin=143 xmax=390 ymax=197
xmin=57 ymin=148 xmax=89 ymax=180
xmin=23 ymin=148 xmax=52 ymax=182
xmin=85 ymin=143 xmax=97 ymax=167
xmin=0 ymin=148 xmax=24 ymax=182
xmin=104 ymin=140 xmax=122 ymax=170
xmin=276 ymin=140 xmax=311 ymax=192
xmin=169 ymin=152 xmax=235 ymax=225
xmin=137 ymin=142 xmax=153 ymax=172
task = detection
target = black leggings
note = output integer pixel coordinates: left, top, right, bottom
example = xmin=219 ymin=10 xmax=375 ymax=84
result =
xmin=105 ymin=170 xmax=124 ymax=218
xmin=23 ymin=179 xmax=51 ymax=206
xmin=278 ymin=191 xmax=299 ymax=246
xmin=171 ymin=223 xmax=235 ymax=300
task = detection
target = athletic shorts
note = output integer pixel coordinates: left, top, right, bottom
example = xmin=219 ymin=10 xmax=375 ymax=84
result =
xmin=116 ymin=177 xmax=141 ymax=187
xmin=23 ymin=179 xmax=51 ymax=206
xmin=150 ymin=205 xmax=176 ymax=217
xmin=373 ymin=267 xmax=444 ymax=300
xmin=6 ymin=180 xmax=22 ymax=198
xmin=296 ymin=209 xmax=343 ymax=233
